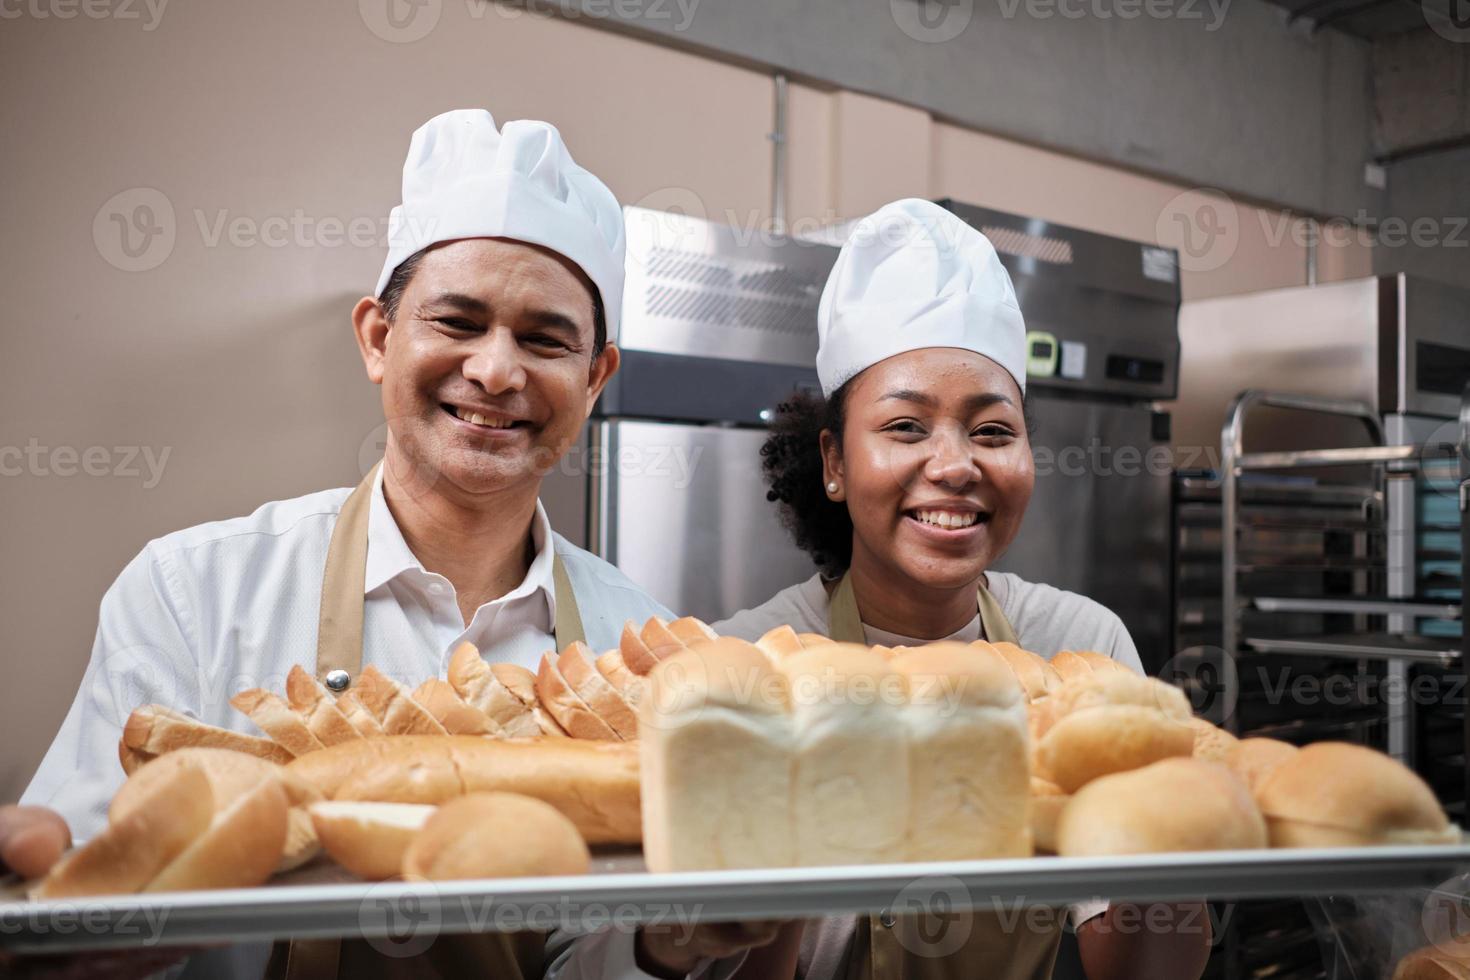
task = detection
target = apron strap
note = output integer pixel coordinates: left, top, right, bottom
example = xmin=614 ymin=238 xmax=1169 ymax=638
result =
xmin=827 ymin=571 xmax=1019 ymax=646
xmin=313 ymin=463 xmax=377 ymax=685
xmin=551 ymin=552 xmax=586 ymax=652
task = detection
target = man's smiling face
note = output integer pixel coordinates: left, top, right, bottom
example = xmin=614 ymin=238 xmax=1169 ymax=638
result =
xmin=361 ymin=237 xmax=617 ymax=498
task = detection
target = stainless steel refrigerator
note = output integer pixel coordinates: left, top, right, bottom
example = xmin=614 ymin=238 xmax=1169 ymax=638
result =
xmin=545 ymin=202 xmax=1181 ymax=663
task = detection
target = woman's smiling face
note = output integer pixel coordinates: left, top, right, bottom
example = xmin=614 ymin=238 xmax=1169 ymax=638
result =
xmin=822 ymin=347 xmax=1034 ymax=592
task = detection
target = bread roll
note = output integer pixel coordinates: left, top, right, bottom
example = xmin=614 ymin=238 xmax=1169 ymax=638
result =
xmin=1187 ymin=717 xmax=1238 ymax=764
xmin=119 ymin=740 xmax=154 ymax=776
xmin=34 ymin=764 xmax=214 ymax=898
xmin=354 ymin=666 xmax=448 ymax=736
xmin=448 ymin=645 xmax=542 ymax=737
xmin=537 ymin=651 xmax=619 ymax=740
xmin=1030 ymin=777 xmax=1068 ymax=855
xmin=781 ymin=644 xmax=907 ymax=866
xmin=229 ymin=689 xmax=326 ymax=757
xmin=986 ymin=642 xmax=1060 ymax=700
xmin=557 ymin=642 xmax=637 ymax=740
xmin=1255 ymin=742 xmax=1459 ymax=847
xmin=412 ymin=678 xmax=500 ymax=736
xmin=1224 ymin=737 xmax=1298 ymax=793
xmin=124 ymin=704 xmax=292 ymax=764
xmin=402 ymin=793 xmax=590 ymax=880
xmin=285 ymin=665 xmax=363 ymax=747
xmin=1057 ymin=758 xmax=1267 ymax=856
xmin=146 ymin=778 xmax=288 ymax=891
xmin=640 ymin=639 xmax=795 ymax=871
xmin=1037 ymin=674 xmax=1194 ymax=793
xmin=1392 ymin=946 xmax=1470 ymax=980
xmin=287 ymin=736 xmax=641 ymax=844
xmin=309 ymin=801 xmax=436 ymax=880
xmin=890 ymin=642 xmax=1031 ymax=860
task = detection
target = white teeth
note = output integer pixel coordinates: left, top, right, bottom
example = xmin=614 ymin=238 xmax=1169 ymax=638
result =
xmin=913 ymin=509 xmax=979 ymax=529
xmin=454 ymin=407 xmax=513 ymax=429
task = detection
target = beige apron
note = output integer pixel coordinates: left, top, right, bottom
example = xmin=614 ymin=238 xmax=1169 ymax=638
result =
xmin=829 ymin=571 xmax=1065 ymax=980
xmin=268 ymin=463 xmax=586 ymax=980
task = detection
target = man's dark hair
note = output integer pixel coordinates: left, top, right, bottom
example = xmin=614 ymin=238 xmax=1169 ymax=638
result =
xmin=378 ymin=245 xmax=607 ymax=359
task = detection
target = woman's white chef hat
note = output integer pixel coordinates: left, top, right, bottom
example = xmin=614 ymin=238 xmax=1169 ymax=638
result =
xmin=375 ymin=109 xmax=626 ymax=341
xmin=815 ymin=198 xmax=1026 ymax=397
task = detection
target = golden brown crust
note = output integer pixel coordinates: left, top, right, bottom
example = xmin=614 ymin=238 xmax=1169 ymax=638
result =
xmin=1187 ymin=717 xmax=1239 ymax=764
xmin=335 ymin=692 xmax=386 ymax=737
xmin=34 ymin=765 xmax=214 ymax=898
xmin=412 ymin=679 xmax=500 ymax=736
xmin=285 ymin=666 xmax=363 ymax=747
xmin=755 ymin=625 xmax=805 ymax=661
xmin=559 ymin=643 xmax=637 ymax=740
xmin=620 ymin=621 xmax=663 ymax=676
xmin=402 ymin=792 xmax=590 ymax=880
xmin=354 ymin=667 xmax=449 ymax=736
xmin=536 ymin=652 xmax=619 ymax=740
xmin=1224 ymin=737 xmax=1299 ymax=794
xmin=123 ymin=704 xmax=292 ymax=764
xmin=230 ymin=689 xmax=326 ymax=758
xmin=145 ymin=778 xmax=288 ymax=892
xmin=668 ymin=617 xmax=718 ymax=645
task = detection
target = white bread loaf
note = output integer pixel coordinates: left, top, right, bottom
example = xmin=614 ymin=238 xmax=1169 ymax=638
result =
xmin=1255 ymin=742 xmax=1459 ymax=847
xmin=401 ymin=793 xmax=590 ymax=880
xmin=1049 ymin=650 xmax=1131 ymax=683
xmin=890 ymin=643 xmax=1032 ymax=860
xmin=1057 ymin=758 xmax=1266 ymax=856
xmin=1030 ymin=777 xmax=1068 ymax=855
xmin=780 ymin=644 xmax=908 ymax=866
xmin=639 ymin=638 xmax=795 ymax=872
xmin=286 ymin=735 xmax=641 ymax=844
xmin=1037 ymin=673 xmax=1195 ymax=792
xmin=309 ymin=801 xmax=436 ymax=880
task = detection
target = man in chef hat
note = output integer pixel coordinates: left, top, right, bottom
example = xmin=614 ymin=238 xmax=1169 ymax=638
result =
xmin=3 ymin=109 xmax=682 ymax=979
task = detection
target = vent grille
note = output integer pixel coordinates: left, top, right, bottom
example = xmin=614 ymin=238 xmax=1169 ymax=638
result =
xmin=982 ymin=226 xmax=1074 ymax=265
xmin=638 ymin=246 xmax=823 ymax=335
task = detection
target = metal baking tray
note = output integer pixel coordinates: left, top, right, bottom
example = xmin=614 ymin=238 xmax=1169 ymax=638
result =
xmin=4 ymin=845 xmax=1470 ymax=954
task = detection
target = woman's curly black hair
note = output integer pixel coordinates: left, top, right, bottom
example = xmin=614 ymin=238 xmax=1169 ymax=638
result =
xmin=761 ymin=380 xmax=1034 ymax=578
xmin=761 ymin=382 xmax=856 ymax=578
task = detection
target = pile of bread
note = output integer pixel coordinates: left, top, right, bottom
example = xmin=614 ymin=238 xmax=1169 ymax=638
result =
xmin=639 ymin=632 xmax=1462 ymax=872
xmin=28 ymin=618 xmax=1459 ymax=899
xmin=119 ymin=615 xmax=728 ymax=775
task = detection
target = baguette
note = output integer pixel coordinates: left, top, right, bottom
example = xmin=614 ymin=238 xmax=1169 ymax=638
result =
xmin=123 ymin=704 xmax=292 ymax=764
xmin=285 ymin=665 xmax=364 ymax=747
xmin=402 ymin=793 xmax=589 ymax=881
xmin=667 ymin=617 xmax=718 ymax=646
xmin=595 ymin=650 xmax=645 ymax=707
xmin=119 ymin=739 xmax=154 ymax=776
xmin=447 ymin=644 xmax=542 ymax=737
xmin=412 ymin=678 xmax=501 ymax=736
xmin=558 ymin=642 xmax=637 ymax=740
xmin=354 ymin=666 xmax=449 ymax=736
xmin=309 ymin=801 xmax=436 ymax=881
xmin=34 ymin=765 xmax=214 ymax=898
xmin=640 ymin=616 xmax=686 ymax=654
xmin=619 ymin=621 xmax=663 ymax=676
xmin=755 ymin=625 xmax=804 ymax=661
xmin=286 ymin=736 xmax=641 ymax=844
xmin=536 ymin=652 xmax=619 ymax=740
xmin=336 ymin=691 xmax=386 ymax=737
xmin=230 ymin=689 xmax=326 ymax=758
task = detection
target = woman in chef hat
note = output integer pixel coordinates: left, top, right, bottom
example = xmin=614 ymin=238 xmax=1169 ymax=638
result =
xmin=660 ymin=199 xmax=1208 ymax=979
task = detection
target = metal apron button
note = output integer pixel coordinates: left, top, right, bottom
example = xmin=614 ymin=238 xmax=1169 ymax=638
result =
xmin=878 ymin=910 xmax=896 ymax=928
xmin=324 ymin=669 xmax=351 ymax=692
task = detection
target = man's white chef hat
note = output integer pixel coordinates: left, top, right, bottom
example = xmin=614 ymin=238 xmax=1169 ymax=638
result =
xmin=815 ymin=198 xmax=1026 ymax=397
xmin=375 ymin=109 xmax=626 ymax=341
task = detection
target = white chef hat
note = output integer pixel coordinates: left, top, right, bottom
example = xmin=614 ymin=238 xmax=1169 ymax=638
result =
xmin=375 ymin=109 xmax=626 ymax=341
xmin=815 ymin=198 xmax=1026 ymax=397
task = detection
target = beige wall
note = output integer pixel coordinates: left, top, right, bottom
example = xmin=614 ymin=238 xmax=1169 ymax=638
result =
xmin=0 ymin=1 xmax=1371 ymax=800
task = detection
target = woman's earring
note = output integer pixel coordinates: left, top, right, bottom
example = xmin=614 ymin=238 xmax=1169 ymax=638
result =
xmin=827 ymin=482 xmax=839 ymax=494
